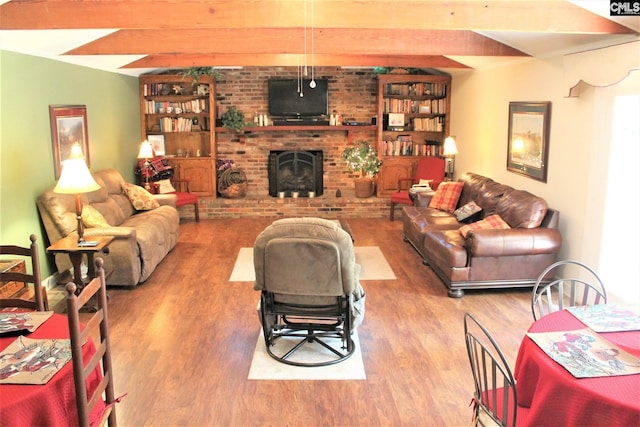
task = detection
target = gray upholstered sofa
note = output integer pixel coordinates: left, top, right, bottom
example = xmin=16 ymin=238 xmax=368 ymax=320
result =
xmin=37 ymin=168 xmax=180 ymax=287
xmin=402 ymin=172 xmax=562 ymax=297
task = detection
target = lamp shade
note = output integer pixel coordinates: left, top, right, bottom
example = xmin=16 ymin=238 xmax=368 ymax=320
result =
xmin=53 ymin=157 xmax=100 ymax=194
xmin=443 ymin=136 xmax=458 ymax=156
xmin=137 ymin=140 xmax=154 ymax=159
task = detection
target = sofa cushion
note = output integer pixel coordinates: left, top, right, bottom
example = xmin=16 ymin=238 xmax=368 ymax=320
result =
xmin=121 ymin=183 xmax=160 ymax=211
xmin=453 ymin=201 xmax=482 ymax=223
xmin=81 ymin=205 xmax=110 ymax=228
xmin=476 ymin=180 xmax=511 ymax=217
xmin=428 ymin=181 xmax=464 ymax=213
xmin=458 ymin=173 xmax=492 ymax=207
xmin=459 ymin=214 xmax=510 ymax=238
xmin=495 ymin=189 xmax=548 ymax=228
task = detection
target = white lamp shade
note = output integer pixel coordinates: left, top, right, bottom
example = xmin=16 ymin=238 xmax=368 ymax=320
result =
xmin=137 ymin=140 xmax=154 ymax=159
xmin=53 ymin=158 xmax=100 ymax=194
xmin=443 ymin=136 xmax=458 ymax=156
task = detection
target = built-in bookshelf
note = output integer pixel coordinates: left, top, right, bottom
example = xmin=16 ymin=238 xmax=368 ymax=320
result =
xmin=376 ymin=74 xmax=451 ymax=197
xmin=139 ymin=74 xmax=217 ymax=197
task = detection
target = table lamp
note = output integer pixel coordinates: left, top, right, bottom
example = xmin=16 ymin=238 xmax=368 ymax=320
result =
xmin=443 ymin=136 xmax=458 ymax=181
xmin=53 ymin=143 xmax=101 ymax=245
xmin=137 ymin=140 xmax=154 ymax=190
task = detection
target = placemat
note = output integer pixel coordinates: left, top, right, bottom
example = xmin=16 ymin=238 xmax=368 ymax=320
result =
xmin=0 ymin=311 xmax=54 ymax=334
xmin=0 ymin=336 xmax=71 ymax=384
xmin=527 ymin=327 xmax=640 ymax=378
xmin=567 ymin=305 xmax=640 ymax=332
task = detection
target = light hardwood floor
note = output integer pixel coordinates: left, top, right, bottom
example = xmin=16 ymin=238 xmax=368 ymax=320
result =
xmin=91 ymin=218 xmax=535 ymax=426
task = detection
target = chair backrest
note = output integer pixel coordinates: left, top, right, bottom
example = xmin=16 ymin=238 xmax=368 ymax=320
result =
xmin=531 ymin=260 xmax=607 ymax=321
xmin=0 ymin=234 xmax=48 ymax=311
xmin=464 ymin=313 xmax=519 ymax=427
xmin=253 ymin=218 xmax=358 ymax=297
xmin=414 ymin=156 xmax=446 ymax=185
xmin=65 ymin=257 xmax=117 ymax=427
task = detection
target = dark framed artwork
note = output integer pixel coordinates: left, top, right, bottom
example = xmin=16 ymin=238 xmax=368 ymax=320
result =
xmin=506 ymin=101 xmax=551 ymax=182
xmin=49 ymin=105 xmax=90 ymax=179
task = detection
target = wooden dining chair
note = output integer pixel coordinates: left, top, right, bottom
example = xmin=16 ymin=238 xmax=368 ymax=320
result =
xmin=531 ymin=260 xmax=607 ymax=321
xmin=464 ymin=313 xmax=530 ymax=427
xmin=0 ymin=234 xmax=48 ymax=311
xmin=66 ymin=257 xmax=117 ymax=427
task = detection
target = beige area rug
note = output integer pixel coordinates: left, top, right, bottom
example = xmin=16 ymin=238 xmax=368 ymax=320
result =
xmin=229 ymin=246 xmax=396 ymax=282
xmin=248 ymin=329 xmax=366 ymax=380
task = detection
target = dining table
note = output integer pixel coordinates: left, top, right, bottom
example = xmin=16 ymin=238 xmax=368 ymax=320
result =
xmin=0 ymin=311 xmax=105 ymax=426
xmin=514 ymin=307 xmax=640 ymax=426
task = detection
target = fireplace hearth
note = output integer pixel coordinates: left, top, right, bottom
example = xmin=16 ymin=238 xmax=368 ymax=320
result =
xmin=268 ymin=150 xmax=323 ymax=197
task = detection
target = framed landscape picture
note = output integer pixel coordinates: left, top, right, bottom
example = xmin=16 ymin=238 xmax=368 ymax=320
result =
xmin=507 ymin=101 xmax=551 ymax=182
xmin=49 ymin=105 xmax=90 ymax=179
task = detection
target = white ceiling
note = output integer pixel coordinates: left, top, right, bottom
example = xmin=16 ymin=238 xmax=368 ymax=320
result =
xmin=0 ymin=0 xmax=638 ymax=77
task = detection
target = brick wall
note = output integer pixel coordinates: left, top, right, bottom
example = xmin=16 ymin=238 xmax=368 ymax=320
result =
xmin=189 ymin=66 xmax=395 ymax=219
xmin=215 ymin=66 xmax=378 ymax=198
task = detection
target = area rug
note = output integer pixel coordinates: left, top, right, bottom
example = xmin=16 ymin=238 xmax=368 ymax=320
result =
xmin=248 ymin=329 xmax=366 ymax=380
xmin=229 ymin=246 xmax=396 ymax=282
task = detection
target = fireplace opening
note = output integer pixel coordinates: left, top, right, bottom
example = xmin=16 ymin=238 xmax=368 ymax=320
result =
xmin=268 ymin=150 xmax=323 ymax=197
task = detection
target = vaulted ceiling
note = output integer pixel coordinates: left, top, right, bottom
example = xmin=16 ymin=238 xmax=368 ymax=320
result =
xmin=1 ymin=0 xmax=638 ymax=76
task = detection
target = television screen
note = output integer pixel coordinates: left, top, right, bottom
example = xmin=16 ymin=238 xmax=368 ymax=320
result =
xmin=268 ymin=79 xmax=328 ymax=117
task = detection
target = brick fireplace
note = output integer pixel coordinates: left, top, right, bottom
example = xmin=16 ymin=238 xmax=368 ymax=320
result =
xmin=268 ymin=150 xmax=323 ymax=197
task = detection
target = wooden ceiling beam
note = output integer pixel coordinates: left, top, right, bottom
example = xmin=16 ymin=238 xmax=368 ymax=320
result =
xmin=65 ymin=28 xmax=528 ymax=57
xmin=0 ymin=1 xmax=634 ymax=34
xmin=122 ymin=53 xmax=471 ymax=69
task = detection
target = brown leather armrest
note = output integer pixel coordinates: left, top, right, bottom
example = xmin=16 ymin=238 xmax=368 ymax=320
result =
xmin=465 ymin=228 xmax=562 ymax=257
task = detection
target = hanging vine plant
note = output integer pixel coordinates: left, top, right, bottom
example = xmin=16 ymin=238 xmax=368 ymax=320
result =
xmin=180 ymin=67 xmax=223 ymax=86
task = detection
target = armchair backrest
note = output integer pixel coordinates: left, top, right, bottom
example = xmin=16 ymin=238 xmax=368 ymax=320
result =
xmin=253 ymin=218 xmax=358 ymax=296
xmin=414 ymin=157 xmax=445 ymax=186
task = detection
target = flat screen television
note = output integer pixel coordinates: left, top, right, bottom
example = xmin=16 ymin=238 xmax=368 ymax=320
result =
xmin=268 ymin=79 xmax=328 ymax=117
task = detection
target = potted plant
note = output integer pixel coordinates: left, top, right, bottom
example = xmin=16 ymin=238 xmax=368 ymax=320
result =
xmin=180 ymin=67 xmax=223 ymax=86
xmin=221 ymin=106 xmax=250 ymax=133
xmin=342 ymin=140 xmax=383 ymax=197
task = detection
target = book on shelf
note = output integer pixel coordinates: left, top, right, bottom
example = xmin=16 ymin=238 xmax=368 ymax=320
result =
xmin=411 ymin=117 xmax=445 ymax=132
xmin=384 ymin=82 xmax=447 ymax=97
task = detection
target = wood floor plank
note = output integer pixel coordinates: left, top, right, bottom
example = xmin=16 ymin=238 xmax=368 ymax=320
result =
xmin=95 ymin=218 xmax=533 ymax=426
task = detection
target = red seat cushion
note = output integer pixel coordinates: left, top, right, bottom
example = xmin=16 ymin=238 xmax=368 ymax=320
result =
xmin=172 ymin=191 xmax=198 ymax=207
xmin=390 ymin=191 xmax=412 ymax=205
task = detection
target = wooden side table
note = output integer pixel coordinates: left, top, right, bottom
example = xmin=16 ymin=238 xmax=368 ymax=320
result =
xmin=47 ymin=235 xmax=114 ymax=293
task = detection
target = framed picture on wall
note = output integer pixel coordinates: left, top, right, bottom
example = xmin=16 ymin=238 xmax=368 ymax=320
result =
xmin=507 ymin=101 xmax=551 ymax=182
xmin=49 ymin=105 xmax=90 ymax=179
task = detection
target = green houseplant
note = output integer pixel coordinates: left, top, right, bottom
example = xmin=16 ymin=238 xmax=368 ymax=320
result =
xmin=342 ymin=140 xmax=383 ymax=197
xmin=221 ymin=106 xmax=249 ymax=133
xmin=180 ymin=67 xmax=223 ymax=86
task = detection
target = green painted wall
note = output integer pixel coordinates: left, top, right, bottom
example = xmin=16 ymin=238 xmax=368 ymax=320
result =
xmin=0 ymin=50 xmax=140 ymax=277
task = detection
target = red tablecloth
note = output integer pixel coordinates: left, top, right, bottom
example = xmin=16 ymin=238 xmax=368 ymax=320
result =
xmin=0 ymin=312 xmax=105 ymax=426
xmin=515 ymin=309 xmax=640 ymax=427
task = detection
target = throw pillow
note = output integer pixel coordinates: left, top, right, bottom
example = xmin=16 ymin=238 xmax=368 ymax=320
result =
xmin=454 ymin=201 xmax=483 ymax=223
xmin=121 ymin=183 xmax=160 ymax=211
xmin=459 ymin=214 xmax=511 ymax=238
xmin=428 ymin=181 xmax=464 ymax=213
xmin=81 ymin=205 xmax=110 ymax=228
xmin=156 ymin=179 xmax=176 ymax=194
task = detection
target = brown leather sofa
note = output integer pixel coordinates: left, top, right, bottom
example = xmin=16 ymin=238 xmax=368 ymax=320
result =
xmin=402 ymin=172 xmax=562 ymax=297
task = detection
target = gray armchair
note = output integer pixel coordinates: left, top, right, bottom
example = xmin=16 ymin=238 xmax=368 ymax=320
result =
xmin=253 ymin=217 xmax=365 ymax=366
